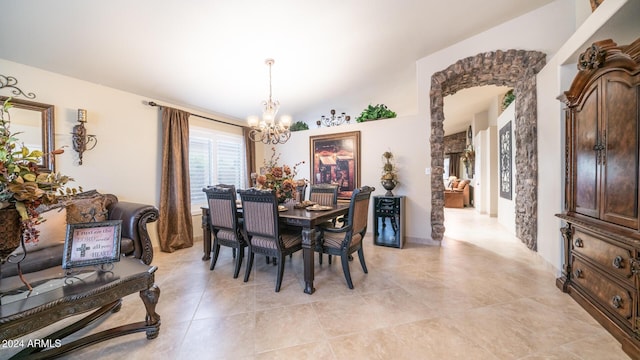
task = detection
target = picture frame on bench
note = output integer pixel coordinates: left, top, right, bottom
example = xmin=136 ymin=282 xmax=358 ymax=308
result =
xmin=62 ymin=220 xmax=122 ymax=269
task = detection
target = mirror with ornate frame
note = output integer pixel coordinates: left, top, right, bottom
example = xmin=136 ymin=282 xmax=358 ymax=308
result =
xmin=1 ymin=96 xmax=55 ymax=172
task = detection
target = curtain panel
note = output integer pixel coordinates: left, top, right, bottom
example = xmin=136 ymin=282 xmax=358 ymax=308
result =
xmin=449 ymin=153 xmax=461 ymax=179
xmin=243 ymin=127 xmax=256 ymax=188
xmin=159 ymin=107 xmax=194 ymax=252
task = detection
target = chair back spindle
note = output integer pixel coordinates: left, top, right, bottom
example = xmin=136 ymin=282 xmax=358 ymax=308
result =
xmin=294 ymin=183 xmax=307 ymax=203
xmin=309 ymin=184 xmax=338 ymax=206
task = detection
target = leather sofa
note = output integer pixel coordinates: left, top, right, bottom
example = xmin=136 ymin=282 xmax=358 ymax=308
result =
xmin=0 ymin=190 xmax=159 ymax=278
xmin=444 ymin=177 xmax=471 ymax=208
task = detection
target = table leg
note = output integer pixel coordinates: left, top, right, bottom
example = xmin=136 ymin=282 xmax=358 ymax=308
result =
xmin=140 ymin=284 xmax=161 ymax=339
xmin=202 ymin=208 xmax=211 ymax=260
xmin=301 ymin=227 xmax=316 ymax=294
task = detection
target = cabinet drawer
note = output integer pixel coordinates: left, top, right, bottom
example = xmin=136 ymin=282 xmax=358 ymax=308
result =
xmin=571 ymin=256 xmax=634 ymax=327
xmin=572 ymin=228 xmax=634 ymax=284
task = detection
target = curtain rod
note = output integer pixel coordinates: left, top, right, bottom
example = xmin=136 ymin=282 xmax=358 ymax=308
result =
xmin=147 ymin=101 xmax=244 ymax=128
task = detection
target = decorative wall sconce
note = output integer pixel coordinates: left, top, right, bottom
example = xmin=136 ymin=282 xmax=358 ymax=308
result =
xmin=71 ymin=109 xmax=97 ymax=165
xmin=316 ymin=109 xmax=350 ymax=127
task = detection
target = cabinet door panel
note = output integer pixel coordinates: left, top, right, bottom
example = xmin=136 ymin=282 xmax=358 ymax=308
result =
xmin=601 ymin=77 xmax=638 ymax=229
xmin=574 ymin=85 xmax=600 ymax=218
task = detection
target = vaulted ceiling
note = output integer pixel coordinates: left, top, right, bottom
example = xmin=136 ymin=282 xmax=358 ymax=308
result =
xmin=0 ymin=0 xmax=553 ymax=128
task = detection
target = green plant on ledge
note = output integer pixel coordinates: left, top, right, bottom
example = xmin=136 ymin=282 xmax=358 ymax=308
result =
xmin=355 ymin=104 xmax=397 ymax=123
xmin=289 ymin=121 xmax=309 ymax=132
xmin=502 ymin=90 xmax=515 ymax=110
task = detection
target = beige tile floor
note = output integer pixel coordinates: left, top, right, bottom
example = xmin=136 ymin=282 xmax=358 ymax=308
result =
xmin=2 ymin=208 xmax=631 ymax=359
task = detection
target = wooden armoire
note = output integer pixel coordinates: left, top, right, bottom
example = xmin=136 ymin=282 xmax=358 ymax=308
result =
xmin=557 ymin=37 xmax=640 ymax=358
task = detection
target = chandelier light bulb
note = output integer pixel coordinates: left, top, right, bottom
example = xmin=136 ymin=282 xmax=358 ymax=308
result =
xmin=280 ymin=115 xmax=292 ymax=127
xmin=247 ymin=115 xmax=259 ymax=127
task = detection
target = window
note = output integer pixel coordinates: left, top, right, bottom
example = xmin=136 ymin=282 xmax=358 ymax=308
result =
xmin=189 ymin=127 xmax=246 ymax=212
xmin=443 ymin=155 xmax=450 ymax=180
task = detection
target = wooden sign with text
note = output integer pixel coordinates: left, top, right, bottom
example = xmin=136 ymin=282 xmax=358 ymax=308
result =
xmin=62 ymin=220 xmax=122 ymax=269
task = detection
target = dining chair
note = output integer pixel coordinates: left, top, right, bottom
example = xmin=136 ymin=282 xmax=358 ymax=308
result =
xmin=238 ymin=188 xmax=302 ymax=292
xmin=211 ymin=183 xmax=242 ymax=255
xmin=203 ymin=185 xmax=246 ymax=278
xmin=309 ymin=183 xmax=341 ymax=262
xmin=294 ymin=182 xmax=307 ymax=203
xmin=314 ymin=185 xmax=375 ymax=289
xmin=309 ymin=184 xmax=338 ymax=206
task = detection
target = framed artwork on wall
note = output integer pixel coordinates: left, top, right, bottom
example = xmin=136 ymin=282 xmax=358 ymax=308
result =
xmin=62 ymin=220 xmax=122 ymax=269
xmin=500 ymin=121 xmax=512 ymax=200
xmin=309 ymin=131 xmax=361 ymax=200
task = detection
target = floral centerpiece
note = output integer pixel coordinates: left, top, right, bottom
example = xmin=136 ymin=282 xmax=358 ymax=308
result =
xmin=255 ymin=147 xmax=305 ymax=203
xmin=1 ymin=98 xmax=78 ymax=256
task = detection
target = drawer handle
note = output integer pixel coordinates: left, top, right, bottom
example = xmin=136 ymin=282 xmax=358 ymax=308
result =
xmin=574 ymin=238 xmax=583 ymax=248
xmin=612 ymin=256 xmax=624 ymax=269
xmin=573 ymin=269 xmax=583 ymax=279
xmin=612 ymin=295 xmax=623 ymax=309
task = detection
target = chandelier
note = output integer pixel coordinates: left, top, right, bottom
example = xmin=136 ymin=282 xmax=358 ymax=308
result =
xmin=247 ymin=58 xmax=291 ymax=144
xmin=317 ymin=109 xmax=350 ymax=127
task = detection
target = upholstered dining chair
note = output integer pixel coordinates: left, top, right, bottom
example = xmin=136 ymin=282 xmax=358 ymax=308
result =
xmin=294 ymin=182 xmax=307 ymax=203
xmin=310 ymin=183 xmax=341 ymax=263
xmin=210 ymin=183 xmax=242 ymax=254
xmin=309 ymin=184 xmax=338 ymax=206
xmin=314 ymin=185 xmax=375 ymax=289
xmin=203 ymin=185 xmax=246 ymax=278
xmin=238 ymin=188 xmax=303 ymax=292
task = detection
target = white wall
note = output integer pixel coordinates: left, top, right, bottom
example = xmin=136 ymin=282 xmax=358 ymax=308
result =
xmin=0 ymin=58 xmax=246 ymax=249
xmin=474 ymin=127 xmax=498 ymax=216
xmin=416 ymin=0 xmax=577 ymax=241
xmin=470 ymin=111 xmax=488 ymax=207
xmin=272 ymin=113 xmax=435 ymax=244
xmin=475 ymin=129 xmax=487 ymax=214
xmin=487 ymin=126 xmax=498 ymax=217
xmin=4 ymin=0 xmax=635 ymax=267
xmin=497 ymin=103 xmax=516 ymax=234
xmin=535 ymin=0 xmax=640 ymax=274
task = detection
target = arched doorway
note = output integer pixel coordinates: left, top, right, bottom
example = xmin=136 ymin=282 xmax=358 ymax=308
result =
xmin=430 ymin=49 xmax=546 ymax=250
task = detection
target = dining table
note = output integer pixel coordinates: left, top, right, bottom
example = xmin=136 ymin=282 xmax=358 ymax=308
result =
xmin=201 ymin=201 xmax=350 ymax=294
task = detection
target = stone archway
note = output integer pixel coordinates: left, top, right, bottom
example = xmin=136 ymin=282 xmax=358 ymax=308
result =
xmin=430 ymin=49 xmax=546 ymax=250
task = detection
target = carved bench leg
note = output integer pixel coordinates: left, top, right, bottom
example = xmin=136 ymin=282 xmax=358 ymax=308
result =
xmin=140 ymin=284 xmax=161 ymax=339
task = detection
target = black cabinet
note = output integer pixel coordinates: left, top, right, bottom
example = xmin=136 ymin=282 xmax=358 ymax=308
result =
xmin=373 ymin=195 xmax=405 ymax=248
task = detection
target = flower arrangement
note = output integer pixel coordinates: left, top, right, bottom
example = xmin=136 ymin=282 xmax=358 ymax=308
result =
xmin=381 ymin=151 xmax=398 ymax=182
xmin=256 ymin=147 xmax=305 ymax=203
xmin=380 ymin=151 xmax=398 ymax=196
xmin=0 ymin=98 xmax=79 ymax=245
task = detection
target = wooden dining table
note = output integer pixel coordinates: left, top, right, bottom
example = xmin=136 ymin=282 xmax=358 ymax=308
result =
xmin=201 ymin=202 xmax=350 ymax=294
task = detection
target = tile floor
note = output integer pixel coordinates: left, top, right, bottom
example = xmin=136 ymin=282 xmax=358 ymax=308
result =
xmin=2 ymin=208 xmax=631 ymax=359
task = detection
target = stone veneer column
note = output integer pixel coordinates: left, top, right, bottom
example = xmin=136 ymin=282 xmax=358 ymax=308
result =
xmin=430 ymin=49 xmax=546 ymax=250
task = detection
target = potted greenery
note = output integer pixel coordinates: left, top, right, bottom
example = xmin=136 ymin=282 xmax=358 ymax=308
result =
xmin=289 ymin=121 xmax=309 ymax=132
xmin=502 ymin=90 xmax=515 ymax=110
xmin=356 ymin=104 xmax=397 ymax=123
